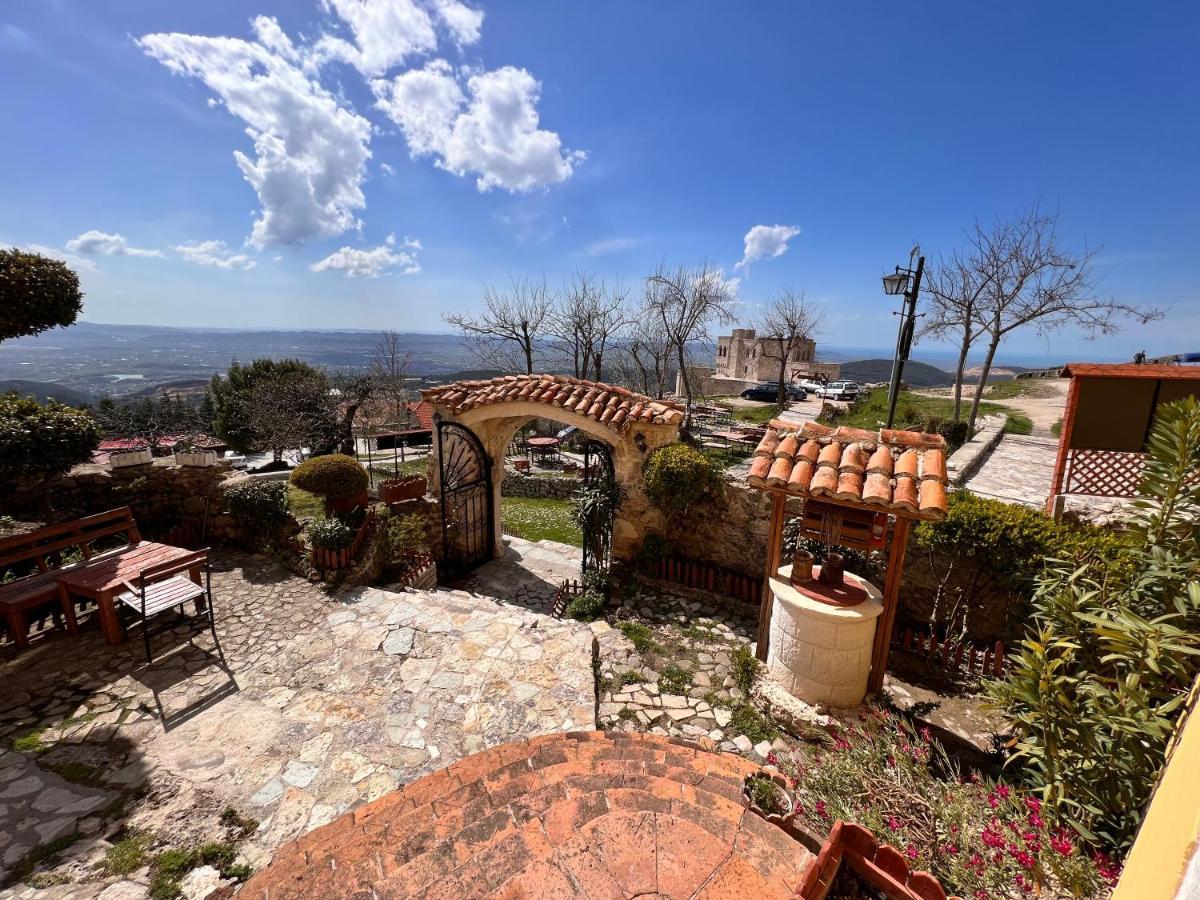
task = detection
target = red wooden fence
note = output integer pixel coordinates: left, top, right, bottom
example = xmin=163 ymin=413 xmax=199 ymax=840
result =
xmin=637 ymin=555 xmax=763 ymax=604
xmin=893 ymin=625 xmax=1006 ymax=679
xmin=552 ymin=578 xmax=583 ymax=618
xmin=311 ymin=508 xmax=376 ymax=571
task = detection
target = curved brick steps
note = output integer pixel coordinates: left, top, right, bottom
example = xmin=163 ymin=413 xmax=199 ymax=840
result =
xmin=243 ymin=730 xmax=814 ymax=899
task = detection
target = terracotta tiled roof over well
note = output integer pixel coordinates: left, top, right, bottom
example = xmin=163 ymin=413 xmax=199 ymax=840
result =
xmin=746 ymin=420 xmax=950 ymax=520
xmin=423 ymin=374 xmax=686 ymax=433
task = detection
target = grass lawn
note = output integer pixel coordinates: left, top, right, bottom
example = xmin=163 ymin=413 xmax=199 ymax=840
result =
xmin=287 ymin=485 xmax=325 ymax=519
xmin=972 ymin=378 xmax=1042 ymax=401
xmin=500 ymin=496 xmax=582 ymax=547
xmin=714 ymin=400 xmax=783 ymax=425
xmin=366 ymin=456 xmax=428 ymax=486
xmin=820 ymin=388 xmax=1033 ymax=437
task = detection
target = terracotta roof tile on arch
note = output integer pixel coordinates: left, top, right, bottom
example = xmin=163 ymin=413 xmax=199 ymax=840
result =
xmin=747 ymin=418 xmax=950 ymax=520
xmin=422 ymin=374 xmax=686 ymax=433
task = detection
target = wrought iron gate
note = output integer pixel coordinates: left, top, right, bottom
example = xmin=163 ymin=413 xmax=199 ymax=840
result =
xmin=436 ymin=421 xmax=493 ymax=576
xmin=580 ymin=440 xmax=617 ymax=576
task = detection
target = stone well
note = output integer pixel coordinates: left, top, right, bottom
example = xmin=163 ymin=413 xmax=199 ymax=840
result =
xmin=766 ymin=564 xmax=883 ymax=709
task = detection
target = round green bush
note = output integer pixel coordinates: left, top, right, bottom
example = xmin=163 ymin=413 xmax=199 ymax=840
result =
xmin=0 ymin=393 xmax=100 ymax=482
xmin=224 ymin=480 xmax=290 ymax=530
xmin=289 ymin=454 xmax=368 ymax=501
xmin=643 ymin=443 xmax=720 ymax=515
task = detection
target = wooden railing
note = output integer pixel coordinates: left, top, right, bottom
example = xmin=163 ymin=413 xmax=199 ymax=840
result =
xmin=311 ymin=508 xmax=376 ymax=571
xmin=637 ymin=555 xmax=763 ymax=604
xmin=892 ymin=625 xmax=1007 ymax=679
xmin=552 ymin=579 xmax=583 ymax=618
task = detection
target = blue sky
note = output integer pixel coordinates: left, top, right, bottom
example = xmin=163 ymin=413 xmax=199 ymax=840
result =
xmin=1 ymin=1 xmax=1197 ymax=363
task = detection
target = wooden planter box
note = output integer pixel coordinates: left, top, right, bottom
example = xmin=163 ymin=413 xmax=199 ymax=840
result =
xmin=311 ymin=508 xmax=376 ymax=571
xmin=174 ymin=449 xmax=219 ymax=467
xmin=379 ymin=475 xmax=426 ymax=504
xmin=392 ymin=555 xmax=437 ymax=590
xmin=109 ymin=448 xmax=153 ymax=468
xmin=325 ymin=490 xmax=371 ymax=515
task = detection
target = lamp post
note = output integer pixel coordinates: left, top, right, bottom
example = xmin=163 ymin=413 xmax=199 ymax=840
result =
xmin=880 ymin=252 xmax=925 ymax=430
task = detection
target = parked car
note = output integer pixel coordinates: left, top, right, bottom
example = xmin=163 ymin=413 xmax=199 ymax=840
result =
xmin=816 ymin=381 xmax=861 ymax=401
xmin=799 ymin=378 xmax=827 ymax=394
xmin=740 ymin=382 xmax=807 ymax=402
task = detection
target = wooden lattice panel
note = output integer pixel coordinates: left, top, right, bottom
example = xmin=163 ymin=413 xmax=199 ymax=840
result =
xmin=1064 ymin=448 xmax=1145 ymax=498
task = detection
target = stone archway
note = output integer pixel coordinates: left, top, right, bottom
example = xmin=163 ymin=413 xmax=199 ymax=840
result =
xmin=423 ymin=375 xmax=684 ymax=567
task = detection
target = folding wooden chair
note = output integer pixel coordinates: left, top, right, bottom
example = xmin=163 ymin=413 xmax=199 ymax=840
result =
xmin=115 ymin=549 xmax=217 ymax=663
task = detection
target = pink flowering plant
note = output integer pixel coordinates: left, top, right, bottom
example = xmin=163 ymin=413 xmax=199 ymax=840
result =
xmin=782 ymin=707 xmax=1112 ymax=898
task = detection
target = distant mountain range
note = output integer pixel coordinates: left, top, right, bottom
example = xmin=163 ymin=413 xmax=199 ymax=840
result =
xmin=838 ymin=359 xmax=955 ymax=387
xmin=0 ymin=379 xmax=95 ymax=406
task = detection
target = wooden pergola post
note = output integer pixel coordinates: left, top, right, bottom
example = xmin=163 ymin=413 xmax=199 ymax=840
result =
xmin=1046 ymin=373 xmax=1081 ymax=516
xmin=868 ymin=516 xmax=911 ymax=695
xmin=755 ymin=492 xmax=786 ymax=662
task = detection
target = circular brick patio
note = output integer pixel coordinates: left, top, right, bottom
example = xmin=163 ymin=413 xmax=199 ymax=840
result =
xmin=242 ymin=730 xmax=814 ymax=898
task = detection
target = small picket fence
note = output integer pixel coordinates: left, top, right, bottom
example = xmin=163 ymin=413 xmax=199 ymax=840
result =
xmin=311 ymin=508 xmax=376 ymax=571
xmin=892 ymin=625 xmax=1007 ymax=679
xmin=552 ymin=579 xmax=584 ymax=618
xmin=638 ymin=555 xmax=763 ymax=604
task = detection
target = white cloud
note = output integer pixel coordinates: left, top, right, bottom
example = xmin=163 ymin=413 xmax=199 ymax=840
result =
xmin=310 ymin=233 xmax=421 ymax=277
xmin=375 ymin=61 xmax=583 ymax=192
xmin=174 ymin=240 xmax=257 ymax=270
xmin=735 ymin=224 xmax=801 ymax=272
xmin=23 ymin=243 xmax=98 ymax=272
xmin=138 ymin=17 xmax=373 ymax=248
xmin=585 ymin=237 xmax=641 ymax=257
xmin=317 ymin=0 xmax=482 ymax=76
xmin=379 ymin=162 xmax=396 ymax=176
xmin=64 ymin=229 xmax=163 ymax=258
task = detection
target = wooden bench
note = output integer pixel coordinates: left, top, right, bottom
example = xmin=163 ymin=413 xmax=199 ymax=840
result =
xmin=0 ymin=507 xmax=198 ymax=649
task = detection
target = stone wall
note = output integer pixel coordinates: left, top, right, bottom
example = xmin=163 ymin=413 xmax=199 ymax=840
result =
xmin=2 ymin=460 xmax=293 ymax=549
xmin=501 ymin=472 xmax=579 ymax=500
xmin=659 ymin=478 xmax=787 ymax=579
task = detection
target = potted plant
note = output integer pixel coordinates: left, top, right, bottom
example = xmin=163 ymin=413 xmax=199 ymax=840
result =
xmin=743 ymin=770 xmax=794 ymax=827
xmin=174 ymin=439 xmax=219 ymax=467
xmin=816 ymin=516 xmax=845 ymax=587
xmin=109 ymin=446 xmax=152 ymax=468
xmin=379 ymin=473 xmax=426 ymax=503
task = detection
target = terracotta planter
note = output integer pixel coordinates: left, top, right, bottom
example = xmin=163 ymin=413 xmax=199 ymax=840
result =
xmin=743 ymin=769 xmax=794 ymax=828
xmin=818 ymin=552 xmax=845 ymax=586
xmin=380 ymin=475 xmax=426 ymax=503
xmin=790 ymin=549 xmax=815 ymax=585
xmin=174 ymin=449 xmax=218 ymax=467
xmin=110 ymin=448 xmax=152 ymax=468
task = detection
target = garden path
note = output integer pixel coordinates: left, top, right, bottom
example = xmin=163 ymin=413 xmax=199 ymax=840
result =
xmin=0 ymin=551 xmax=594 ymax=895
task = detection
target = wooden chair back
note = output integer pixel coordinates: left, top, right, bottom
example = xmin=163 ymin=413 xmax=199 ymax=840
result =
xmin=0 ymin=507 xmax=141 ymax=574
xmin=137 ymin=549 xmax=209 ymax=587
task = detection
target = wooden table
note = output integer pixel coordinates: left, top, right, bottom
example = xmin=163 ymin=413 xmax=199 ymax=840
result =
xmin=525 ymin=436 xmax=562 ymax=466
xmin=710 ymin=429 xmax=760 ymax=451
xmin=56 ymin=542 xmax=201 ymax=645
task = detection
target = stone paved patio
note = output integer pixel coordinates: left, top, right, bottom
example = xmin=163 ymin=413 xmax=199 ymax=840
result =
xmin=0 ymin=551 xmax=595 ymax=896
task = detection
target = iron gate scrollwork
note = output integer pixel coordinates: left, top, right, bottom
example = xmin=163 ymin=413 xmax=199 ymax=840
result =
xmin=580 ymin=440 xmax=617 ymax=576
xmin=437 ymin=421 xmax=493 ymax=576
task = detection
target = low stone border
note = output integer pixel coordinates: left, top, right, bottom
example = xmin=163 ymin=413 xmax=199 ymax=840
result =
xmin=945 ymin=414 xmax=1007 ymax=485
xmin=501 ymin=471 xmax=579 ymax=500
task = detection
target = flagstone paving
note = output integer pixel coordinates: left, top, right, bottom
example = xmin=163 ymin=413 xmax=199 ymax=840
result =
xmin=0 ymin=552 xmax=595 ymax=896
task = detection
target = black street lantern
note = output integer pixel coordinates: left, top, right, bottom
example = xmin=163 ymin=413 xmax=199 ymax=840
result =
xmin=881 ymin=269 xmax=910 ymax=296
xmin=880 ymin=253 xmax=925 ymax=429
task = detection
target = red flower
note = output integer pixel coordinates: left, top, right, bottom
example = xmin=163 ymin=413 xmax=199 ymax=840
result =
xmin=1093 ymin=851 xmax=1122 ymax=885
xmin=1050 ymin=832 xmax=1074 ymax=856
xmin=766 ymin=751 xmax=779 ymax=766
xmin=887 ymin=816 xmax=902 ymax=831
xmin=834 ymin=737 xmax=851 ymax=751
xmin=1011 ymin=849 xmax=1035 ymax=870
xmin=815 ymin=800 xmax=828 ymax=820
xmin=1025 ymin=796 xmax=1041 ymax=814
xmin=981 ymin=826 xmax=1005 ymax=849
xmin=987 ymin=792 xmax=999 ymax=809
xmin=1014 ymin=874 xmax=1031 ymax=891
xmin=996 ymin=784 xmax=1010 ymax=799
xmin=904 ymin=845 xmax=918 ymax=860
xmin=968 ymin=852 xmax=985 ymax=872
xmin=1027 ymin=810 xmax=1045 ymax=829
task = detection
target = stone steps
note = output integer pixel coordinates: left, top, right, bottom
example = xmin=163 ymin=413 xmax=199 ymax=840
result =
xmin=242 ymin=731 xmax=813 ymax=899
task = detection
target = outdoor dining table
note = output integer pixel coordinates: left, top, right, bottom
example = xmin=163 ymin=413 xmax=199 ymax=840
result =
xmin=56 ymin=541 xmax=202 ymax=645
xmin=525 ymin=436 xmax=562 ymax=466
xmin=710 ymin=429 xmax=760 ymax=450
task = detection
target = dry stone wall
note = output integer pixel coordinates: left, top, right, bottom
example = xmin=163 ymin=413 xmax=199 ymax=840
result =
xmin=500 ymin=472 xmax=579 ymax=500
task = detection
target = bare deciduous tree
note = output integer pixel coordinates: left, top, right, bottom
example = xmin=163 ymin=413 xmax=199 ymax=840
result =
xmin=371 ymin=330 xmax=411 ymax=421
xmin=445 ymin=276 xmax=555 ymax=375
xmin=547 ymin=272 xmax=631 ymax=381
xmin=757 ymin=289 xmax=825 ymax=406
xmin=644 ymin=262 xmax=737 ymax=402
xmin=609 ymin=296 xmax=675 ymax=399
xmin=247 ymin=368 xmax=338 ymax=462
xmin=957 ymin=206 xmax=1162 ymax=432
xmin=922 ymin=247 xmax=994 ymax=421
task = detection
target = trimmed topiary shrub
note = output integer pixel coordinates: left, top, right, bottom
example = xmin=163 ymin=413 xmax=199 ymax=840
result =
xmin=224 ymin=480 xmax=290 ymax=549
xmin=643 ymin=443 xmax=721 ymax=516
xmin=289 ymin=454 xmax=368 ymax=502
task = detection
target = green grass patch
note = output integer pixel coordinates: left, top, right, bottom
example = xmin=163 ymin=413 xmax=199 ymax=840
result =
xmin=729 ymin=702 xmax=778 ymax=744
xmin=617 ymin=621 xmax=660 ymax=654
xmin=731 ymin=645 xmax=759 ymax=693
xmin=286 ymin=485 xmax=324 ymax=519
xmin=975 ymin=378 xmax=1040 ymax=400
xmin=500 ymin=496 xmax=582 ymax=546
xmin=819 ymin=387 xmax=1031 ymax=439
xmin=149 ymin=842 xmax=251 ymax=900
xmin=366 ymin=457 xmax=428 ymax=484
xmin=616 ymin=708 xmax=638 ymax=724
xmin=716 ymin=401 xmax=782 ymax=425
xmin=11 ymin=727 xmax=47 ymax=753
xmin=659 ymin=664 xmax=693 ymax=695
xmin=220 ymin=807 xmax=260 ymax=839
xmin=1051 ymin=418 xmax=1062 ymax=438
xmin=104 ymin=830 xmax=153 ymax=876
